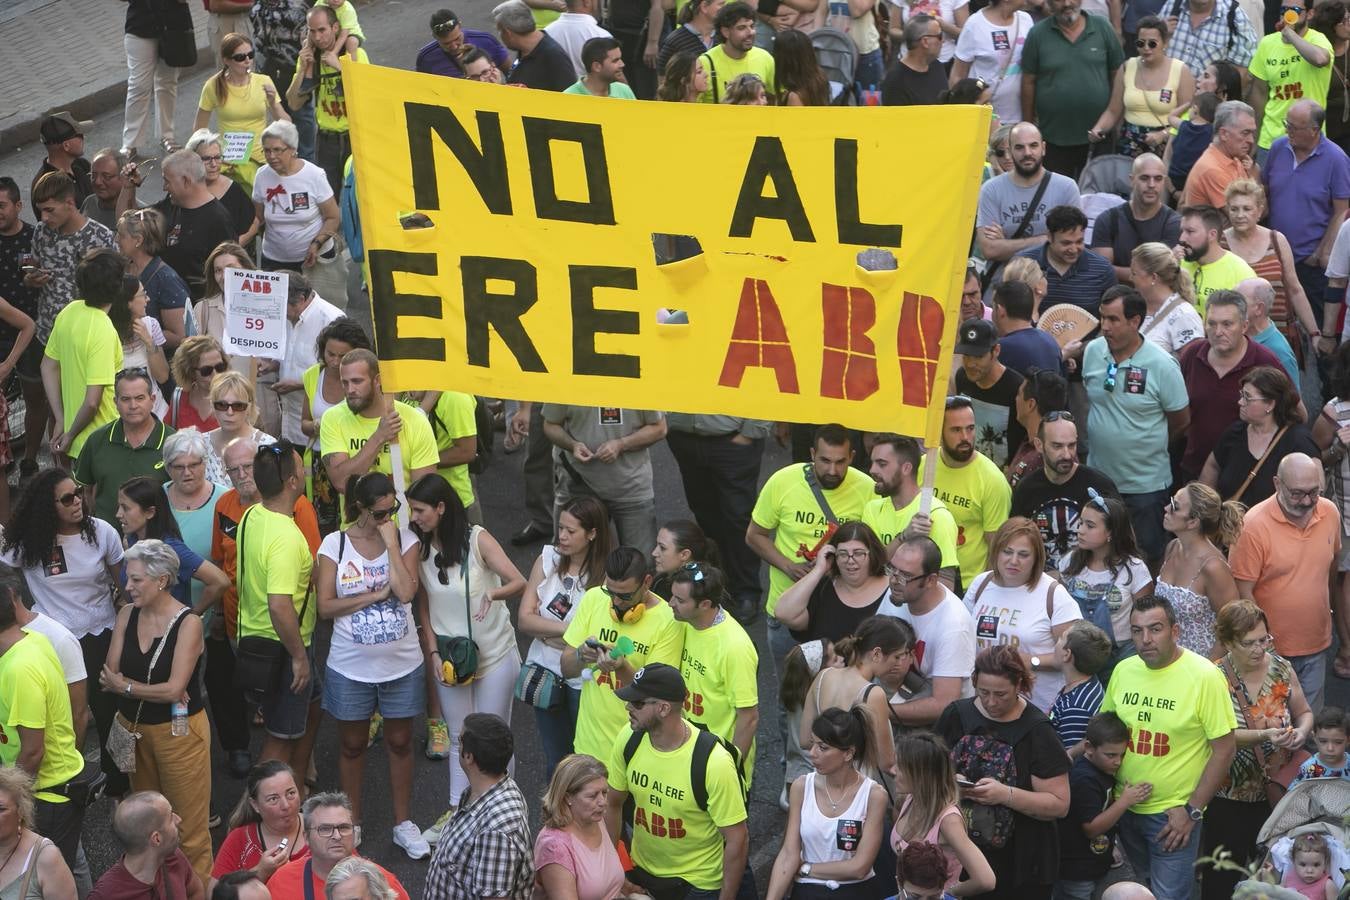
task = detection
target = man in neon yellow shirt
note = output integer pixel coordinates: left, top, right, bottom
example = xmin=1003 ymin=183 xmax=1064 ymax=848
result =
xmin=669 ymin=564 xmax=759 ymax=785
xmin=698 ymin=2 xmax=775 ymax=103
xmin=1102 ymin=595 xmax=1235 ymax=899
xmin=562 ymin=548 xmax=683 ymax=761
xmin=1178 ymin=205 xmax=1257 ymax=315
xmin=1249 ymin=4 xmax=1332 ymax=153
xmin=42 ymin=247 xmax=122 ymax=464
xmin=421 ymin=390 xmax=480 ymax=522
xmin=863 ymin=433 xmax=959 ymax=588
xmin=286 ymin=4 xmax=368 ymax=195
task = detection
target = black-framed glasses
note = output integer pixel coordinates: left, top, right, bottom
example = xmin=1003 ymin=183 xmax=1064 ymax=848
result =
xmin=370 ymin=500 xmax=402 ymax=521
xmin=1044 ymin=410 xmax=1076 ymax=423
xmin=56 ymin=491 xmax=81 ymax=508
xmin=1103 ymin=360 xmax=1118 ymax=392
xmin=229 ymin=51 xmax=256 ymax=61
xmin=836 ymin=549 xmax=870 ymax=560
xmin=198 ymin=154 xmax=223 ymax=164
xmin=1167 ymin=496 xmax=1188 ymax=516
xmin=884 ymin=564 xmax=922 ymax=586
xmin=213 ymin=400 xmax=248 ymax=413
xmin=602 ymin=585 xmax=640 ymax=603
xmin=625 ymin=698 xmax=654 ymax=709
xmin=197 ymin=362 xmax=229 ymax=378
xmin=312 ymin=823 xmax=355 ymax=838
xmin=1135 ymin=38 xmax=1159 ymax=47
xmin=1282 ymin=485 xmax=1321 ymax=502
xmin=682 ymin=562 xmax=705 ymax=582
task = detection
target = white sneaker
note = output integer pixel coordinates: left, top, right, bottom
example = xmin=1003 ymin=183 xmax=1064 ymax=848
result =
xmin=393 ymin=820 xmax=431 ymax=859
xmin=421 ymin=807 xmax=456 ymax=845
xmin=353 ymin=824 xmax=362 ymax=848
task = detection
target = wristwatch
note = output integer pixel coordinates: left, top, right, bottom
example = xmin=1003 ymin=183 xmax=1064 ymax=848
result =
xmin=799 ymin=863 xmax=812 ymax=878
xmin=1030 ymin=655 xmax=1042 ymax=670
xmin=124 ymin=682 xmax=133 ymax=696
xmin=1184 ymin=803 xmax=1204 ymax=822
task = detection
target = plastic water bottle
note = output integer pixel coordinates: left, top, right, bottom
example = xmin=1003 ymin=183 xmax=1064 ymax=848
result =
xmin=171 ymin=701 xmax=188 ymax=737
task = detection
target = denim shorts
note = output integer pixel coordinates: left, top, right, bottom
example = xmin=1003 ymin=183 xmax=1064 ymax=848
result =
xmin=322 ymin=663 xmax=426 ymax=722
xmin=260 ymin=645 xmax=322 ymax=740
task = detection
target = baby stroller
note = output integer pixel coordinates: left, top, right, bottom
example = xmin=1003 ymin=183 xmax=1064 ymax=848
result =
xmin=810 ymin=28 xmax=857 ymax=105
xmin=1232 ymin=778 xmax=1350 ymax=899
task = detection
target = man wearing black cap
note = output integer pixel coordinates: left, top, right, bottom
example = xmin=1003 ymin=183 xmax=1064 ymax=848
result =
xmin=415 ymin=8 xmax=510 ymax=78
xmin=606 ymin=663 xmax=751 ymax=900
xmin=32 ymin=114 xmax=93 ymax=209
xmin=954 ymin=317 xmax=1025 ymax=468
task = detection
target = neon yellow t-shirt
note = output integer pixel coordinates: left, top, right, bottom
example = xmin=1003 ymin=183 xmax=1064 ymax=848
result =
xmin=314 ymin=0 xmax=365 ymax=40
xmin=1101 ymin=650 xmax=1236 ymax=813
xmin=918 ymin=453 xmax=1012 ymax=587
xmin=861 ymin=494 xmax=960 ymax=569
xmin=319 ymin=399 xmax=439 ymax=487
xmin=608 ymin=724 xmax=748 ymax=890
xmin=1249 ymin=28 xmax=1334 ymax=149
xmin=197 ymin=74 xmax=277 ymax=170
xmin=45 ymin=300 xmax=122 ymax=459
xmin=697 ymin=45 xmax=776 ymax=103
xmin=680 ymin=615 xmax=759 ymax=785
xmin=751 ymin=464 xmax=875 ymax=615
xmin=1181 ymin=252 xmax=1257 ymax=316
xmin=429 ymin=391 xmax=477 ymax=510
xmin=0 ymin=632 xmax=84 ymax=803
xmin=236 ymin=505 xmax=317 ymax=645
xmin=563 ymin=588 xmax=684 ymax=761
xmin=296 ymin=47 xmax=368 ymax=134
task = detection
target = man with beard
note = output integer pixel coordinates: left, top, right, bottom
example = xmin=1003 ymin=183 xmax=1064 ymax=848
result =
xmin=1178 ymin=290 xmax=1284 ymax=481
xmin=976 ymin=122 xmax=1082 ymax=265
xmin=1021 ymin=0 xmax=1125 ymax=178
xmin=1014 ymin=204 xmax=1118 ymax=316
xmin=1091 ymin=154 xmax=1183 ymax=285
xmin=862 ymin=434 xmax=959 ymax=588
xmin=927 ymin=397 xmax=1012 ymax=590
xmin=1176 ymin=205 xmax=1256 ymax=314
xmin=416 ymin=8 xmax=510 ymax=77
xmin=748 ymin=424 xmax=873 ymax=672
xmin=953 ymin=318 xmax=1025 ymax=467
xmin=318 ymin=349 xmax=438 ymax=501
xmin=1083 ymin=288 xmax=1189 ymax=568
xmin=697 ymin=3 xmax=775 ymax=103
xmin=1011 ymin=412 xmax=1121 ymax=571
xmin=1184 ymin=101 xmax=1259 ymax=209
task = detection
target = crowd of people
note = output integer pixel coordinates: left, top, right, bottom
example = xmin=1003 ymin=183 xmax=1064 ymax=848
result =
xmin=5 ymin=0 xmax=1350 ymax=897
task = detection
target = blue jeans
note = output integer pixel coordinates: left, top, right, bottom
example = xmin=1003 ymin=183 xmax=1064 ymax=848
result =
xmin=1121 ymin=489 xmax=1169 ymax=569
xmin=1290 ymin=649 xmax=1328 ymax=713
xmin=293 ymin=100 xmax=316 ymax=161
xmin=1118 ymin=810 xmax=1202 ymax=900
xmin=534 ymin=686 xmax=582 ymax=780
xmin=855 ymin=49 xmax=884 ymax=97
xmin=1052 ymin=880 xmax=1098 ymax=900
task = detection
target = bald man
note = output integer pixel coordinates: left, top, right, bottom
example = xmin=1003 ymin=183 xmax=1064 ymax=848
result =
xmin=1235 ymin=278 xmax=1301 ymax=390
xmin=1102 ymin=884 xmax=1156 ymax=900
xmin=1091 ymin=154 xmax=1182 ymax=284
xmin=975 ymin=123 xmax=1082 ymax=264
xmin=1230 ymin=453 xmax=1343 ymax=710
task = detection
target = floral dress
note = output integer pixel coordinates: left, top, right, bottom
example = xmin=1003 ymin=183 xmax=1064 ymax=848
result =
xmin=1215 ymin=653 xmax=1296 ymax=803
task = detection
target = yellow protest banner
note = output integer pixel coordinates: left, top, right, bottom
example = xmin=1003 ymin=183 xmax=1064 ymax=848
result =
xmin=345 ymin=63 xmax=989 ymax=442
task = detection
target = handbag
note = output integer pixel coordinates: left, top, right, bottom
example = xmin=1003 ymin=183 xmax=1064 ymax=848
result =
xmin=514 ymin=661 xmax=564 ymax=709
xmin=108 ymin=606 xmax=190 ymax=774
xmin=1221 ymin=656 xmax=1310 ymax=806
xmin=1226 ymin=425 xmax=1289 ymax=503
xmin=158 ymin=25 xmax=198 ymax=68
xmin=233 ymin=507 xmax=310 ymax=695
xmin=436 ymin=531 xmax=480 ymax=686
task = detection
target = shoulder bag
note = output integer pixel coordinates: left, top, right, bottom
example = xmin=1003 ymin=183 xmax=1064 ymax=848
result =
xmin=107 ymin=606 xmax=190 ymax=774
xmin=1225 ymin=425 xmax=1289 ymax=503
xmin=234 ymin=507 xmax=310 ymax=696
xmin=1220 ymin=655 xmax=1308 ymax=806
xmin=436 ymin=529 xmax=480 ymax=685
xmin=157 ymin=0 xmax=198 ymax=68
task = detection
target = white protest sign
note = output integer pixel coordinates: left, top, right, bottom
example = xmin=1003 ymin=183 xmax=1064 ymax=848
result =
xmin=223 ymin=132 xmax=253 ymax=163
xmin=224 ymin=268 xmax=287 ymax=359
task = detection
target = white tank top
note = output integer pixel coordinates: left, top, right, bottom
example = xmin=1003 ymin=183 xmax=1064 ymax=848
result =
xmin=798 ymin=771 xmax=876 ymax=885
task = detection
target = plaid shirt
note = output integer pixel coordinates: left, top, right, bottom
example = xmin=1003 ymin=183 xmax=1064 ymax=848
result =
xmin=1167 ymin=0 xmax=1257 ymax=76
xmin=424 ymin=778 xmax=533 ymax=900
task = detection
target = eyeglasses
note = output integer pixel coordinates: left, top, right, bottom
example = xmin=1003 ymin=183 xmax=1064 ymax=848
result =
xmin=56 ymin=491 xmax=81 ymax=508
xmin=836 ymin=549 xmax=871 ymax=560
xmin=1236 ymin=633 xmax=1276 ymax=651
xmin=312 ymin=823 xmax=355 ymax=839
xmin=168 ymin=459 xmax=204 ymax=475
xmin=370 ymin=500 xmax=402 ymax=521
xmin=1103 ymin=360 xmax=1118 ymax=392
xmin=1044 ymin=410 xmax=1076 ymax=423
xmin=602 ymin=585 xmax=640 ymax=603
xmin=467 ymin=66 xmax=500 ymax=82
xmin=1238 ymin=391 xmax=1270 ymax=405
xmin=224 ymin=463 xmax=254 ymax=477
xmin=198 ymin=154 xmax=223 ymax=164
xmin=625 ymin=699 xmax=654 ymax=709
xmin=1135 ymin=38 xmax=1159 ymax=47
xmin=213 ymin=400 xmax=248 ymax=413
xmin=1282 ymin=485 xmax=1321 ymax=502
xmin=262 ymin=145 xmax=292 ymax=157
xmin=229 ymin=51 xmax=256 ymax=62
xmin=884 ymin=565 xmax=922 ymax=586
xmin=681 ymin=561 xmax=705 ymax=582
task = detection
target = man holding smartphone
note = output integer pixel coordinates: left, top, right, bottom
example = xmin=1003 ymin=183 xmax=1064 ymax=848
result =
xmin=286 ymin=5 xmax=368 ymax=196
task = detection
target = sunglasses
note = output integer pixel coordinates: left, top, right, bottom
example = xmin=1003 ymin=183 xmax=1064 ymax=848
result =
xmin=229 ymin=51 xmax=256 ymax=62
xmin=433 ymin=20 xmax=460 ymax=34
xmin=370 ymin=500 xmax=402 ymax=521
xmin=1103 ymin=360 xmax=1118 ymax=392
xmin=213 ymin=400 xmax=248 ymax=413
xmin=57 ymin=491 xmax=81 ymax=508
xmin=1135 ymin=38 xmax=1159 ymax=47
xmin=198 ymin=362 xmax=229 ymax=378
xmin=992 ymin=148 xmax=1008 ymax=158
xmin=681 ymin=561 xmax=705 ymax=582
xmin=1044 ymin=410 xmax=1076 ymax=423
xmin=602 ymin=585 xmax=640 ymax=603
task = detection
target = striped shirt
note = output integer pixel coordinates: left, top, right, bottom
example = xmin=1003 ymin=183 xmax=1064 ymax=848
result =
xmin=1050 ymin=677 xmax=1105 ymax=750
xmin=1013 ymin=244 xmax=1119 ymax=316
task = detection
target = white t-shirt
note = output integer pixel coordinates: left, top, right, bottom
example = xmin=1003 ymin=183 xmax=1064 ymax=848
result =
xmin=1141 ymin=295 xmax=1204 ymax=356
xmin=121 ymin=316 xmax=168 ymax=419
xmin=24 ymin=613 xmax=87 ymax=684
xmin=893 ymin=0 xmax=967 ymax=62
xmin=251 ymin=160 xmax=335 ymax=264
xmin=0 ymin=517 xmax=123 ymax=638
xmin=954 ymin=8 xmax=1032 ymax=123
xmin=963 ymin=571 xmax=1081 ymax=712
xmin=524 ymin=545 xmax=589 ymax=689
xmin=1057 ymin=555 xmax=1152 ymax=643
xmin=1326 ymin=219 xmax=1350 ymax=340
xmin=318 ymin=527 xmax=424 ymax=682
xmin=878 ymin=584 xmax=976 ymax=697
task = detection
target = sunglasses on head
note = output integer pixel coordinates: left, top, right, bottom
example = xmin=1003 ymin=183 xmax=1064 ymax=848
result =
xmin=213 ymin=400 xmax=248 ymax=413
xmin=369 ymin=499 xmax=402 ymax=521
xmin=229 ymin=51 xmax=256 ymax=62
xmin=1103 ymin=360 xmax=1118 ymax=392
xmin=1044 ymin=410 xmax=1076 ymax=423
xmin=198 ymin=362 xmax=229 ymax=378
xmin=57 ymin=491 xmax=81 ymax=508
xmin=433 ymin=20 xmax=460 ymax=34
xmin=1135 ymin=38 xmax=1159 ymax=47
xmin=602 ymin=585 xmax=640 ymax=603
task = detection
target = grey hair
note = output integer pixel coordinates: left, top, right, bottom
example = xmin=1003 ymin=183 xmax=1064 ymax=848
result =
xmin=1237 ymin=277 xmax=1276 ymax=313
xmin=91 ymin=147 xmax=129 ymax=169
xmin=262 ymin=120 xmax=300 ymax=151
xmin=185 ymin=128 xmax=222 ymax=154
xmin=325 ymin=857 xmax=397 ymax=900
xmin=903 ymin=14 xmax=935 ymax=50
xmin=161 ymin=149 xmax=206 ymax=183
xmin=1206 ymin=288 xmax=1248 ymax=320
xmin=125 ymin=539 xmax=182 ymax=587
xmin=1213 ymin=100 xmax=1255 ymax=137
xmin=163 ymin=427 xmax=211 ymax=467
xmin=302 ymin=791 xmax=352 ymax=824
xmin=493 ymin=0 xmax=537 ymax=35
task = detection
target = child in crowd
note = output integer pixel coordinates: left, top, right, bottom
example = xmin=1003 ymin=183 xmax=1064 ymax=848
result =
xmin=779 ymin=639 xmax=840 ymax=810
xmin=1291 ymin=707 xmax=1350 ymax=786
xmin=1280 ymin=833 xmax=1337 ymax=900
xmin=1055 ymin=713 xmax=1152 ymax=900
xmin=1049 ymin=621 xmax=1113 ymax=756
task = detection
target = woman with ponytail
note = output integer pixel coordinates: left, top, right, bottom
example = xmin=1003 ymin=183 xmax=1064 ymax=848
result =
xmin=766 ymin=707 xmax=890 ymax=900
xmin=1157 ymin=482 xmax=1242 ymax=658
xmin=1131 ymin=242 xmax=1203 ymax=357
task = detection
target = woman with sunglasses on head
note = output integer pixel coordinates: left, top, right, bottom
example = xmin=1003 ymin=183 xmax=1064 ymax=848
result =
xmin=203 ymin=371 xmax=276 ymax=487
xmin=117 ymin=208 xmax=188 ymax=352
xmin=194 ymin=32 xmax=291 ymax=192
xmin=1156 ymin=481 xmax=1242 ymax=658
xmin=407 ymin=474 xmax=525 ymax=826
xmin=169 ymin=334 xmax=229 ymax=430
xmin=117 ymin=474 xmax=230 ymax=612
xmin=1200 ymin=365 xmax=1316 ymax=508
xmin=520 ymin=497 xmax=613 ymax=779
xmin=315 ymin=472 xmax=428 ymax=859
xmin=185 ymin=129 xmax=261 ymax=246
xmin=1088 ymin=16 xmax=1194 ymax=157
xmin=773 ymin=522 xmax=891 ymax=645
xmin=649 ymin=518 xmax=720 ymax=602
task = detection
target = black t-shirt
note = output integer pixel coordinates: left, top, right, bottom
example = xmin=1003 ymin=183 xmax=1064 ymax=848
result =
xmin=1212 ymin=421 xmax=1319 ymax=508
xmin=125 ymin=0 xmax=193 ymax=39
xmin=508 ymin=33 xmax=578 ymax=91
xmin=935 ymin=699 xmax=1070 ymax=889
xmin=657 ymin=25 xmax=709 ymax=76
xmin=788 ymin=578 xmax=887 ymax=644
xmin=33 ymin=158 xmax=93 ymax=210
xmin=1010 ymin=464 xmax=1120 ymax=570
xmin=1059 ymin=756 xmax=1116 ymax=881
xmin=152 ymin=197 xmax=236 ymax=299
xmin=0 ymin=223 xmax=37 ymax=354
xmin=881 ymin=61 xmax=949 ymax=106
xmin=1089 ymin=204 xmax=1182 ymax=271
xmin=955 ymin=366 xmax=1025 ymax=467
xmin=219 ymin=180 xmax=256 ymax=242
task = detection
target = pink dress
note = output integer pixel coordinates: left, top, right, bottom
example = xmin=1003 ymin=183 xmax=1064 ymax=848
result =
xmin=1282 ymin=870 xmax=1332 ymax=900
xmin=891 ymin=797 xmax=964 ymax=887
xmin=533 ymin=827 xmax=624 ymax=900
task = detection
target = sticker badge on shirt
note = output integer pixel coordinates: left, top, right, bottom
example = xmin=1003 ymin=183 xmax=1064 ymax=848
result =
xmin=1124 ymin=366 xmax=1148 ymax=395
xmin=546 ymin=591 xmax=574 ymax=620
xmin=992 ymin=30 xmax=1010 ymax=50
xmin=1159 ymin=89 xmax=1173 ymax=104
xmin=44 ymin=546 xmax=68 ymax=577
xmin=167 ymin=224 xmax=182 ymax=246
xmin=599 ymin=407 xmax=622 ymax=425
xmin=976 ymin=614 xmax=1000 ymax=640
xmin=338 ymin=560 xmax=366 ymax=593
xmin=291 ymin=192 xmax=311 ymax=211
xmin=836 ymin=819 xmax=863 ymax=852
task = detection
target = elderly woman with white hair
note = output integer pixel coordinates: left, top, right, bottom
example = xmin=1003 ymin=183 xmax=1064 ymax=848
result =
xmin=163 ymin=430 xmax=230 ymax=595
xmin=252 ymin=120 xmax=341 ymax=272
xmin=99 ymin=538 xmax=214 ymax=887
xmin=326 ymin=857 xmax=400 ymax=900
xmin=185 ymin=128 xmax=259 ymax=245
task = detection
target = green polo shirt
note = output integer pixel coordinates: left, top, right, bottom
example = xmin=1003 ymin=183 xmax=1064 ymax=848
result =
xmin=1021 ymin=12 xmax=1124 ymax=147
xmin=73 ymin=417 xmax=174 ymax=524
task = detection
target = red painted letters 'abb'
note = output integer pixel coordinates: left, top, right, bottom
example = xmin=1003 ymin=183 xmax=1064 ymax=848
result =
xmin=1129 ymin=729 xmax=1171 ymax=757
xmin=717 ymin=276 xmax=945 ymax=407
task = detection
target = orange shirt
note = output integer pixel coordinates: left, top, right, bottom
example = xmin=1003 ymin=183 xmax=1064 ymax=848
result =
xmin=1229 ymin=495 xmax=1341 ymax=658
xmin=267 ymin=855 xmax=409 ymax=900
xmin=1183 ymin=144 xmax=1251 ymax=209
xmin=212 ymin=491 xmax=321 ymax=639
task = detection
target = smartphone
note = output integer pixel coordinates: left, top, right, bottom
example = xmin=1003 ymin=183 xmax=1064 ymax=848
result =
xmin=277 ymin=838 xmax=288 ymax=851
xmin=584 ymin=638 xmax=606 ymax=652
xmin=955 ymin=774 xmax=975 ymax=788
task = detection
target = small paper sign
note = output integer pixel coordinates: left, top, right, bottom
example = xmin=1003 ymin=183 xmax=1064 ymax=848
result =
xmin=223 ymin=132 xmax=253 ymax=163
xmin=224 ymin=268 xmax=287 ymax=359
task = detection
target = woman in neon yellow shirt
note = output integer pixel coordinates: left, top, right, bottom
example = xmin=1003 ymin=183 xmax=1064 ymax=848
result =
xmin=195 ymin=32 xmax=290 ymax=191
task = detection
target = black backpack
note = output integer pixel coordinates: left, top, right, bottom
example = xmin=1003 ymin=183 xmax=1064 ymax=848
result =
xmin=622 ymin=726 xmax=746 ymax=812
xmin=427 ymin=394 xmax=496 ymax=475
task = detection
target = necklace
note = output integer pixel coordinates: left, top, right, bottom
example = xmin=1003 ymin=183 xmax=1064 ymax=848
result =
xmin=0 ymin=828 xmax=23 ymax=879
xmin=821 ymin=770 xmax=858 ymax=810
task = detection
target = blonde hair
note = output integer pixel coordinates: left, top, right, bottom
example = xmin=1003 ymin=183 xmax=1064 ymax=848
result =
xmin=209 ymin=370 xmax=259 ymax=425
xmin=1181 ymin=481 xmax=1245 ymax=546
xmin=118 ymin=208 xmax=167 ymax=257
xmin=1224 ymin=178 xmax=1266 ymax=212
xmin=540 ymin=755 xmax=609 ymax=829
xmin=1132 ymin=242 xmax=1196 ymax=306
xmin=0 ymin=767 xmax=35 ymax=828
xmin=1002 ymin=256 xmax=1046 ymax=289
xmin=171 ymin=334 xmax=227 ymax=387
